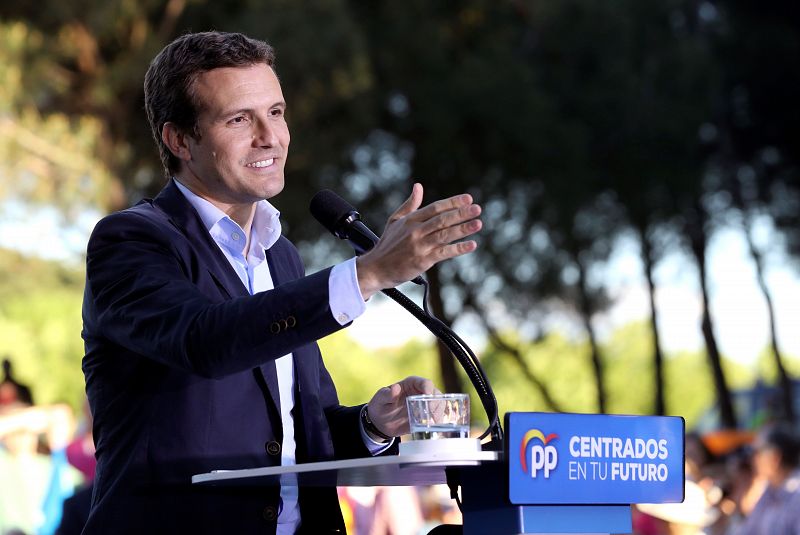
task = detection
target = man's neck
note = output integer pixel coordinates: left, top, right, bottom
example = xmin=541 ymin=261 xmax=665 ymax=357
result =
xmin=173 ymin=177 xmax=257 ymax=255
xmin=218 ymin=204 xmax=256 ymax=258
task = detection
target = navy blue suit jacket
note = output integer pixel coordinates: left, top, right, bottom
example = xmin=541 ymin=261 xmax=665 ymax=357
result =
xmin=82 ymin=180 xmax=377 ymax=533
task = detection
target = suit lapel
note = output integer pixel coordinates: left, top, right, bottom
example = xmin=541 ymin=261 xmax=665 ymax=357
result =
xmin=153 ymin=180 xmax=282 ymax=418
xmin=152 ymin=179 xmax=248 ymax=300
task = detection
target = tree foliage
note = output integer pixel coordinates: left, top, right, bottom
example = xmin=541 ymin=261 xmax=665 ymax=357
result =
xmin=0 ymin=22 xmax=120 ymax=220
xmin=0 ymin=249 xmax=86 ymax=411
xmin=325 ymin=320 xmax=769 ymax=431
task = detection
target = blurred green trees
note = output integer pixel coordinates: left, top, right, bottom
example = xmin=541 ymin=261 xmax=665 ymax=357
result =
xmin=323 ymin=320 xmax=763 ymax=431
xmin=0 ymin=249 xmax=85 ymax=410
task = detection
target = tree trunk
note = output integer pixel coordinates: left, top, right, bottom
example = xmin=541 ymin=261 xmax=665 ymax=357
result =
xmin=687 ymin=208 xmax=738 ymax=428
xmin=743 ymin=216 xmax=795 ymax=422
xmin=460 ymin=284 xmax=563 ymax=412
xmin=484 ymin=326 xmax=564 ymax=413
xmin=576 ymin=258 xmax=606 ymax=413
xmin=426 ymin=264 xmax=464 ymax=394
xmin=639 ymin=228 xmax=667 ymax=415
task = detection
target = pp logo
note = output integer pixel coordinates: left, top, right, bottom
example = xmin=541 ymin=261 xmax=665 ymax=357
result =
xmin=520 ymin=429 xmax=559 ymax=478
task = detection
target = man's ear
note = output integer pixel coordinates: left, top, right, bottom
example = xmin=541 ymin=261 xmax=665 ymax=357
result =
xmin=162 ymin=122 xmax=194 ymax=163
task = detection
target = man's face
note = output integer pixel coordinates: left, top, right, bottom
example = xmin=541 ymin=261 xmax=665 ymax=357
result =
xmin=178 ymin=63 xmax=290 ymax=205
xmin=753 ymin=445 xmax=781 ymax=483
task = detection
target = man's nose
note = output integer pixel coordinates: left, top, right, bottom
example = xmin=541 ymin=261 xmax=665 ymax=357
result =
xmin=252 ymin=119 xmax=278 ymax=146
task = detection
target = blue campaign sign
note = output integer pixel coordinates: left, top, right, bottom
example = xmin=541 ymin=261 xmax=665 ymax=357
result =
xmin=507 ymin=412 xmax=685 ymax=505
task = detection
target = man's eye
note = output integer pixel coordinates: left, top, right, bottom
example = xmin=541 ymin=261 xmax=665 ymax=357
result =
xmin=229 ymin=116 xmax=247 ymax=125
xmin=271 ymin=109 xmax=284 ymax=117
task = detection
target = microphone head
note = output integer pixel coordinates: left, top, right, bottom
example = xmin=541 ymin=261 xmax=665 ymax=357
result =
xmin=309 ymin=190 xmax=359 ymax=237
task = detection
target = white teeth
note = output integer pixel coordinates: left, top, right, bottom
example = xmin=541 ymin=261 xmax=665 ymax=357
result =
xmin=246 ymin=158 xmax=274 ymax=168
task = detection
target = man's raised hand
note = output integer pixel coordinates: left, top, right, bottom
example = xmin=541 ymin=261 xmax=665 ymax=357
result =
xmin=356 ymin=183 xmax=482 ymax=299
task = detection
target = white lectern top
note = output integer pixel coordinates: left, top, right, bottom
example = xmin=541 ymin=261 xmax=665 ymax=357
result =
xmin=192 ymin=449 xmax=501 ymax=488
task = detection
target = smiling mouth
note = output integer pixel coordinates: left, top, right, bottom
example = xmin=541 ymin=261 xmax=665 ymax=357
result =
xmin=245 ymin=158 xmax=275 ymax=168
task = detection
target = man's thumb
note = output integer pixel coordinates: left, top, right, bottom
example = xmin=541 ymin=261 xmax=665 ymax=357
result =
xmin=389 ymin=183 xmax=423 ymax=221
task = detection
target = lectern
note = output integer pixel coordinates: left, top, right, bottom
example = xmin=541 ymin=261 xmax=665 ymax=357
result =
xmin=193 ymin=412 xmax=684 ymax=534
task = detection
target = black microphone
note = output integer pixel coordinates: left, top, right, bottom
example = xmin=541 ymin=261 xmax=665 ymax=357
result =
xmin=309 ymin=190 xmax=425 ymax=285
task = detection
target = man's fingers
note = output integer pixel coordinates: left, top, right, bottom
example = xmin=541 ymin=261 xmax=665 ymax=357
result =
xmin=400 ymin=376 xmax=436 ymax=396
xmin=407 ymin=202 xmax=481 ymax=255
xmin=405 ymin=193 xmax=475 ymax=223
xmin=419 ymin=377 xmax=436 ymax=395
xmin=426 ymin=240 xmax=479 ymax=265
xmin=389 ymin=383 xmax=402 ymax=398
xmin=420 ymin=203 xmax=482 ymax=238
xmin=424 ymin=219 xmax=483 ymax=251
xmin=375 ymin=376 xmax=436 ymax=405
xmin=372 ymin=382 xmax=402 ymax=405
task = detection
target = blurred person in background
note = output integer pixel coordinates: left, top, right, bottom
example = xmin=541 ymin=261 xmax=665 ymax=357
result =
xmin=55 ymin=398 xmax=96 ymax=535
xmin=64 ymin=399 xmax=95 ymax=483
xmin=685 ymin=432 xmax=716 ymax=483
xmin=338 ymin=485 xmax=425 ymax=535
xmin=636 ymin=479 xmax=719 ymax=535
xmin=0 ymin=358 xmax=34 ymax=407
xmin=369 ymin=487 xmax=424 ymax=535
xmin=418 ymin=485 xmax=462 ymax=535
xmin=710 ymin=448 xmax=757 ymax=535
xmin=727 ymin=423 xmax=800 ymax=534
xmin=0 ymin=402 xmax=83 ymax=535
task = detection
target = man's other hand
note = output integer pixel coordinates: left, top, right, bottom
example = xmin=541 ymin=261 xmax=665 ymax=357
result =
xmin=366 ymin=376 xmax=440 ymax=438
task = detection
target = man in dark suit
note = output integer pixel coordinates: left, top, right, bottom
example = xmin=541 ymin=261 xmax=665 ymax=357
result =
xmin=81 ymin=31 xmax=482 ymax=534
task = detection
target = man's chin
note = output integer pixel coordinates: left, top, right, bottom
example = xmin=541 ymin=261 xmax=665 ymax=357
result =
xmin=259 ymin=177 xmax=285 ymax=201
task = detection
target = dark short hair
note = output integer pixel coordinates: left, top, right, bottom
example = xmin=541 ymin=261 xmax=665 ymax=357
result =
xmin=144 ymin=31 xmax=276 ymax=176
xmin=755 ymin=423 xmax=800 ymax=469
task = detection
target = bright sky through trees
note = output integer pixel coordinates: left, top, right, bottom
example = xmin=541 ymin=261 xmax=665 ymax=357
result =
xmin=335 ymin=223 xmax=800 ymax=365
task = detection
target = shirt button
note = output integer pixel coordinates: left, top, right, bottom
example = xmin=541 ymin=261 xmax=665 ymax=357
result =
xmin=265 ymin=440 xmax=281 ymax=456
xmin=231 ymin=232 xmax=240 ymax=241
xmin=262 ymin=505 xmax=278 ymax=522
xmin=337 ymin=312 xmax=350 ymax=323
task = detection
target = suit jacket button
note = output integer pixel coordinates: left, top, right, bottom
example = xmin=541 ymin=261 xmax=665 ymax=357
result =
xmin=262 ymin=505 xmax=278 ymax=522
xmin=265 ymin=440 xmax=281 ymax=456
xmin=270 ymin=321 xmax=281 ymax=334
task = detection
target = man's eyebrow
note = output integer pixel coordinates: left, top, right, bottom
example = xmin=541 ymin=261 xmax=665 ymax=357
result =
xmin=216 ymin=101 xmax=286 ymax=119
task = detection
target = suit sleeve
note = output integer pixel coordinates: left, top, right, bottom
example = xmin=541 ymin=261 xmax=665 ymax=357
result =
xmin=84 ymin=209 xmax=345 ymax=379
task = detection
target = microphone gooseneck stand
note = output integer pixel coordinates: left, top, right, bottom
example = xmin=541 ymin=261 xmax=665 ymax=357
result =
xmin=382 ymin=283 xmax=504 ymax=451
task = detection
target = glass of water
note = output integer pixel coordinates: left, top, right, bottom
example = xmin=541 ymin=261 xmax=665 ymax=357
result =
xmin=406 ymin=393 xmax=470 ymax=440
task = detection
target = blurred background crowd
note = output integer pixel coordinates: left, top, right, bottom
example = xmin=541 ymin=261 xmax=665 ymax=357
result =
xmin=1 ymin=360 xmax=92 ymax=535
xmin=634 ymin=425 xmax=800 ymax=534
